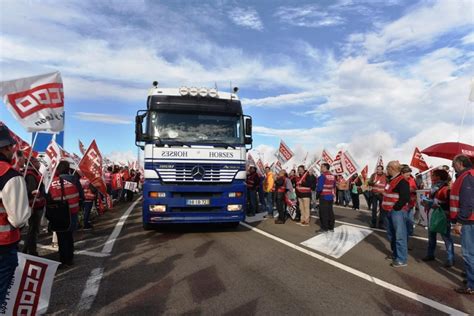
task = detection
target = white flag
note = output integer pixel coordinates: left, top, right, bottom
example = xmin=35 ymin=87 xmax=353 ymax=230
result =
xmin=2 ymin=253 xmax=59 ymax=315
xmin=0 ymin=72 xmax=64 ymax=132
xmin=39 ymin=139 xmax=61 ymax=193
xmin=469 ymin=80 xmax=474 ymax=102
xmin=341 ymin=151 xmax=360 ymax=180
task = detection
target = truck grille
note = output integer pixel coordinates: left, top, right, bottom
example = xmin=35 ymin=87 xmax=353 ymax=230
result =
xmin=156 ymin=163 xmax=242 ymax=183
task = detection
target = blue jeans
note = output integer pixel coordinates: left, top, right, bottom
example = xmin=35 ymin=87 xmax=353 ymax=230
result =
xmin=0 ymin=246 xmax=18 ymax=306
xmin=247 ymin=190 xmax=257 ymax=215
xmin=387 ymin=211 xmax=408 ymax=264
xmin=406 ymin=209 xmax=414 ymax=237
xmin=427 ymin=224 xmax=454 ymax=263
xmin=338 ymin=190 xmax=351 ymax=206
xmin=264 ymin=192 xmax=273 ymax=216
xmin=461 ymin=224 xmax=474 ymax=288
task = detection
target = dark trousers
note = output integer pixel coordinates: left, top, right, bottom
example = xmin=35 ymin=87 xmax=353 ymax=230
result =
xmin=363 ymin=191 xmax=372 ymax=210
xmin=319 ymin=198 xmax=335 ymax=230
xmin=276 ymin=193 xmax=285 ymax=220
xmin=371 ymin=194 xmax=384 ymax=227
xmin=351 ymin=193 xmax=360 ymax=209
xmin=57 ymin=231 xmax=74 ymax=264
xmin=23 ymin=207 xmax=44 ymax=255
xmin=83 ymin=201 xmax=93 ymax=228
xmin=247 ymin=189 xmax=257 ymax=215
xmin=0 ymin=245 xmax=18 ymax=306
xmin=126 ymin=189 xmax=134 ymax=202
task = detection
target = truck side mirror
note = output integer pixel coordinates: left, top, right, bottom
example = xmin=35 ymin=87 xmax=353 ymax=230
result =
xmin=244 ymin=116 xmax=252 ymax=145
xmin=135 ymin=111 xmax=147 ymax=146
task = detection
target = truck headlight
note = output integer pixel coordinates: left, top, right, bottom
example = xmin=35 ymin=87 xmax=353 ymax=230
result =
xmin=149 ymin=205 xmax=166 ymax=212
xmin=227 ymin=204 xmax=242 ymax=212
xmin=228 ymin=192 xmax=243 ymax=198
xmin=149 ymin=192 xmax=166 ymax=198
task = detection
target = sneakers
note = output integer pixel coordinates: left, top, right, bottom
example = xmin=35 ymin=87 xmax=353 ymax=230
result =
xmin=298 ymin=222 xmax=310 ymax=227
xmin=385 ymin=254 xmax=394 ymax=261
xmin=274 ymin=219 xmax=284 ymax=224
xmin=391 ymin=261 xmax=407 ymax=268
xmin=455 ymin=287 xmax=474 ymax=295
xmin=422 ymin=256 xmax=435 ymax=262
xmin=315 ymin=229 xmax=328 ymax=234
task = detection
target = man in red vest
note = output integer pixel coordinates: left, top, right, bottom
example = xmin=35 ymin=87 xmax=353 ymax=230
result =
xmin=316 ymin=163 xmax=336 ymax=233
xmin=383 ymin=161 xmax=410 ymax=268
xmin=369 ymin=165 xmax=388 ymax=228
xmin=296 ymin=165 xmax=315 ymax=226
xmin=0 ymin=126 xmax=30 ymax=305
xmin=450 ymin=154 xmax=474 ymax=295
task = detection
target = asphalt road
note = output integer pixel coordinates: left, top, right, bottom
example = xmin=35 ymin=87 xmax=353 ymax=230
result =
xmin=37 ymin=199 xmax=474 ymax=315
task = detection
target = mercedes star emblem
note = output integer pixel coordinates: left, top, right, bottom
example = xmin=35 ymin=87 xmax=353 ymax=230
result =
xmin=191 ymin=165 xmax=205 ymax=180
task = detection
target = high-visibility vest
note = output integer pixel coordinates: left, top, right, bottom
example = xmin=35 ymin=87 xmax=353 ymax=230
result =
xmin=371 ymin=174 xmax=387 ymax=194
xmin=275 ymin=176 xmax=287 ymax=193
xmin=408 ymin=176 xmax=417 ymax=209
xmin=26 ymin=168 xmax=46 ymax=209
xmin=111 ymin=173 xmax=123 ymax=190
xmin=321 ymin=172 xmax=335 ymax=196
xmin=296 ymin=173 xmax=312 ymax=194
xmin=122 ymin=170 xmax=130 ymax=182
xmin=80 ymin=177 xmax=96 ymax=201
xmin=0 ymin=161 xmax=21 ymax=246
xmin=450 ymin=169 xmax=474 ymax=221
xmin=246 ymin=173 xmax=259 ymax=190
xmin=382 ymin=175 xmax=409 ymax=212
xmin=50 ymin=176 xmax=80 ymax=214
xmin=433 ymin=185 xmax=449 ymax=212
xmin=104 ymin=172 xmax=112 ymax=185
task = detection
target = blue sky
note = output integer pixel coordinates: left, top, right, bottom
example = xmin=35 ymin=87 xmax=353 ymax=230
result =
xmin=0 ymin=0 xmax=473 ymax=167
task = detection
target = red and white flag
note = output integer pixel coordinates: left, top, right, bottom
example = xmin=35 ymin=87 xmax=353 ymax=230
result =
xmin=78 ymin=140 xmax=86 ymax=155
xmin=276 ymin=140 xmax=294 ymax=164
xmin=410 ymin=147 xmax=429 ymax=172
xmin=375 ymin=155 xmax=384 ymax=170
xmin=256 ymin=159 xmax=265 ymax=176
xmin=79 ymin=140 xmax=107 ymax=195
xmin=361 ymin=165 xmax=368 ymax=181
xmin=321 ymin=149 xmax=334 ymax=165
xmin=39 ymin=139 xmax=61 ymax=193
xmin=331 ymin=151 xmax=344 ymax=175
xmin=0 ymin=122 xmax=39 ymax=159
xmin=273 ymin=160 xmax=282 ymax=173
xmin=341 ymin=151 xmax=360 ymax=180
xmin=0 ymin=72 xmax=64 ymax=132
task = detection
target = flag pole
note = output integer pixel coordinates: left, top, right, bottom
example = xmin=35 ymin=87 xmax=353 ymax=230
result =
xmin=23 ymin=132 xmax=39 ymax=177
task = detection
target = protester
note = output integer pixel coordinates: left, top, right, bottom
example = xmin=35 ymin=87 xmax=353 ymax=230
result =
xmin=263 ymin=166 xmax=274 ymax=218
xmin=80 ymin=176 xmax=97 ymax=230
xmin=316 ymin=163 xmax=336 ymax=233
xmin=104 ymin=166 xmax=113 ymax=195
xmin=0 ymin=126 xmax=30 ymax=306
xmin=450 ymin=155 xmax=474 ymax=295
xmin=401 ymin=165 xmax=418 ymax=239
xmin=246 ymin=166 xmax=260 ymax=216
xmin=274 ymin=170 xmax=291 ymax=224
xmin=295 ymin=165 xmax=315 ymax=226
xmin=369 ymin=166 xmax=388 ymax=229
xmin=422 ymin=169 xmax=454 ymax=268
xmin=336 ymin=176 xmax=350 ymax=207
xmin=111 ymin=166 xmax=123 ymax=201
xmin=48 ymin=161 xmax=80 ymax=268
xmin=382 ymin=161 xmax=411 ymax=268
xmin=350 ymin=173 xmax=362 ymax=210
xmin=23 ymin=157 xmax=46 ymax=256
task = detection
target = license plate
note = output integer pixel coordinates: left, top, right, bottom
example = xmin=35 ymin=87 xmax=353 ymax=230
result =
xmin=186 ymin=199 xmax=210 ymax=206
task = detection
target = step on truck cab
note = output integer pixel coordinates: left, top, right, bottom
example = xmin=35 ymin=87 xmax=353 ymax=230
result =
xmin=135 ymin=82 xmax=252 ymax=229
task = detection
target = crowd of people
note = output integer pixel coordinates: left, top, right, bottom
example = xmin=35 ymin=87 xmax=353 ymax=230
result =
xmin=0 ymin=126 xmax=143 ymax=307
xmin=246 ymin=154 xmax=474 ymax=295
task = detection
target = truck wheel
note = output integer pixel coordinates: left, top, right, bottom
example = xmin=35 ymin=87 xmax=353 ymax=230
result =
xmin=227 ymin=222 xmax=240 ymax=228
xmin=143 ymin=222 xmax=153 ymax=231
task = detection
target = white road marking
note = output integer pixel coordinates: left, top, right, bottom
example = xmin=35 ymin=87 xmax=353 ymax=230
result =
xmin=301 ymin=225 xmax=372 ymax=258
xmin=239 ymin=222 xmax=468 ymax=316
xmin=77 ymin=267 xmax=104 ymax=311
xmin=102 ymin=198 xmax=142 ymax=254
xmin=35 ymin=244 xmax=110 ymax=257
xmin=77 ymin=198 xmax=142 ymax=311
xmin=245 ymin=212 xmax=268 ymax=223
xmin=310 ymin=215 xmax=462 ymax=248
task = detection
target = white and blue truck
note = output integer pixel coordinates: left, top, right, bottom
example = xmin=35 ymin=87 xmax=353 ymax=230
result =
xmin=135 ymin=82 xmax=252 ymax=229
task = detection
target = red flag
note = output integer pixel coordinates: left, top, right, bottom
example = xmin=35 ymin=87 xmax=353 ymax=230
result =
xmin=79 ymin=140 xmax=107 ymax=195
xmin=361 ymin=165 xmax=368 ymax=180
xmin=0 ymin=122 xmax=38 ymax=159
xmin=78 ymin=140 xmax=86 ymax=155
xmin=410 ymin=147 xmax=429 ymax=172
xmin=331 ymin=151 xmax=344 ymax=175
xmin=106 ymin=194 xmax=113 ymax=210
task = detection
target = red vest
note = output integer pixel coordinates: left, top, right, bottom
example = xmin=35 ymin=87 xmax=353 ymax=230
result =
xmin=371 ymin=174 xmax=387 ymax=194
xmin=111 ymin=173 xmax=123 ymax=190
xmin=50 ymin=176 xmax=80 ymax=214
xmin=321 ymin=171 xmax=335 ymax=196
xmin=382 ymin=174 xmax=409 ymax=212
xmin=434 ymin=185 xmax=449 ymax=213
xmin=408 ymin=176 xmax=417 ymax=209
xmin=80 ymin=177 xmax=96 ymax=201
xmin=0 ymin=161 xmax=21 ymax=246
xmin=450 ymin=169 xmax=474 ymax=220
xmin=276 ymin=176 xmax=287 ymax=193
xmin=26 ymin=168 xmax=46 ymax=210
xmin=104 ymin=172 xmax=112 ymax=185
xmin=296 ymin=172 xmax=312 ymax=194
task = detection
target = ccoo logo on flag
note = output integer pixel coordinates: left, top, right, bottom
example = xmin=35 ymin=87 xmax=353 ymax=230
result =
xmin=7 ymin=83 xmax=64 ymax=119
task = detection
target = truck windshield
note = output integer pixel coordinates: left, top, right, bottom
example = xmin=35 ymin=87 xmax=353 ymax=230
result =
xmin=147 ymin=112 xmax=243 ymax=144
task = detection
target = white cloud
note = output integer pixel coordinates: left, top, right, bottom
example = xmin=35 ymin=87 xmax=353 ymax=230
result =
xmin=275 ymin=5 xmax=345 ymax=28
xmin=105 ymin=150 xmax=139 ymax=165
xmin=243 ymin=91 xmax=322 ymax=108
xmin=73 ymin=112 xmax=133 ymax=125
xmin=349 ymin=0 xmax=473 ymax=57
xmin=461 ymin=32 xmax=474 ymax=45
xmin=228 ymin=7 xmax=264 ymax=31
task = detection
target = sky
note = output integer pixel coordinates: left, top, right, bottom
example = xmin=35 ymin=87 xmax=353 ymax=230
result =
xmin=0 ymin=0 xmax=473 ymax=170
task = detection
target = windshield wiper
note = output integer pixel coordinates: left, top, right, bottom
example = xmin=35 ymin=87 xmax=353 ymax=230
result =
xmin=164 ymin=140 xmax=192 ymax=147
xmin=211 ymin=143 xmax=236 ymax=149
